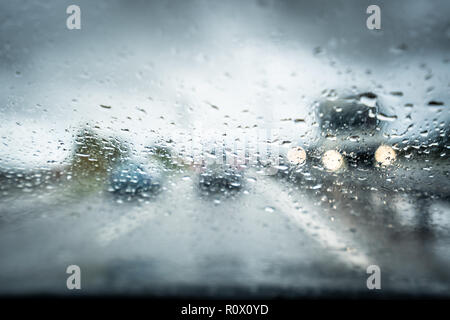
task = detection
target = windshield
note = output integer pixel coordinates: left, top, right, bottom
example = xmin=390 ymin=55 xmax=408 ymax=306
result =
xmin=0 ymin=0 xmax=449 ymax=300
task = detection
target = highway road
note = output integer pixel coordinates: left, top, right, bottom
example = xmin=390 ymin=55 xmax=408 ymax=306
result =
xmin=0 ymin=159 xmax=449 ymax=297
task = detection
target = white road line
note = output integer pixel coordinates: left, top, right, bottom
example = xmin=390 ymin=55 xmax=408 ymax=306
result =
xmin=97 ymin=205 xmax=158 ymax=246
xmin=255 ymin=175 xmax=371 ymax=269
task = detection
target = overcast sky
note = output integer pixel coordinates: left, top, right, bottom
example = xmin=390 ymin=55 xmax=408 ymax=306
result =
xmin=0 ymin=0 xmax=448 ymax=168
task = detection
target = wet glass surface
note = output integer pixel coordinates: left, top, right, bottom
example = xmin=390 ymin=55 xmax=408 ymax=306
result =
xmin=0 ymin=0 xmax=449 ymax=297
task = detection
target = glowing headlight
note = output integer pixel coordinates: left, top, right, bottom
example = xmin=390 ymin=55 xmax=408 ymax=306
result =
xmin=375 ymin=145 xmax=396 ymax=166
xmin=322 ymin=150 xmax=344 ymax=171
xmin=287 ymin=146 xmax=306 ymax=166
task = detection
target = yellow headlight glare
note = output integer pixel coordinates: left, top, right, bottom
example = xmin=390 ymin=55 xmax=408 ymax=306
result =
xmin=322 ymin=150 xmax=344 ymax=171
xmin=287 ymin=146 xmax=307 ymax=166
xmin=375 ymin=145 xmax=396 ymax=166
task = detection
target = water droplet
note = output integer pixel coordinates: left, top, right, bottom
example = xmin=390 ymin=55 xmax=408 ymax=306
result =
xmin=428 ymin=101 xmax=444 ymax=106
xmin=377 ymin=113 xmax=398 ymax=122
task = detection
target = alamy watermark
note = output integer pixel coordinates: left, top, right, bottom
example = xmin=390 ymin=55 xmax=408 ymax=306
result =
xmin=366 ymin=265 xmax=381 ymax=290
xmin=167 ymin=128 xmax=282 ymax=176
xmin=66 ymin=5 xmax=381 ymax=31
xmin=66 ymin=5 xmax=81 ymax=30
xmin=66 ymin=265 xmax=81 ymax=290
xmin=366 ymin=5 xmax=381 ymax=30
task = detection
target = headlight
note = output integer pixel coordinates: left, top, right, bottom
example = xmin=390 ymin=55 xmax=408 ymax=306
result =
xmin=375 ymin=145 xmax=396 ymax=166
xmin=287 ymin=146 xmax=306 ymax=166
xmin=322 ymin=150 xmax=344 ymax=171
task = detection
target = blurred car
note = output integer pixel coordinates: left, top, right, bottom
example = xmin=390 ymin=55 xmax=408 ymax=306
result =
xmin=285 ymin=92 xmax=398 ymax=175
